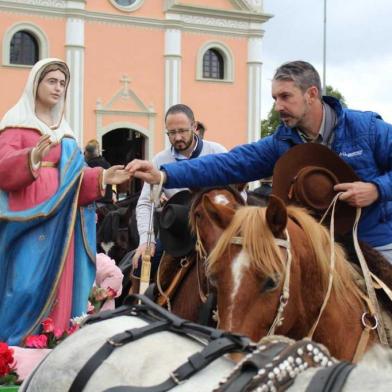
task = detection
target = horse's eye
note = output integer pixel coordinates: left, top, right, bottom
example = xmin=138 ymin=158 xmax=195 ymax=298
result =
xmin=260 ymin=275 xmax=279 ymax=293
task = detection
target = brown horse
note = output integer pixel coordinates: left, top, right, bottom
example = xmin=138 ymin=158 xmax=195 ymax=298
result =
xmin=199 ymin=194 xmax=379 ymax=361
xmin=154 ymin=186 xmax=263 ymax=324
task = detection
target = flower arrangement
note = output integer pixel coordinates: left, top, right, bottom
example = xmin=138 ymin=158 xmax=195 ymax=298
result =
xmin=88 ymin=286 xmax=117 ymax=313
xmin=24 ymin=317 xmax=80 ymax=349
xmin=0 ymin=342 xmax=20 ymax=386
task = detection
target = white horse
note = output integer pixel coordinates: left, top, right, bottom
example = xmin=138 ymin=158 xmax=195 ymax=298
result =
xmin=291 ymin=344 xmax=392 ymax=392
xmin=20 ymin=312 xmax=392 ymax=392
xmin=20 ymin=314 xmax=236 ymax=392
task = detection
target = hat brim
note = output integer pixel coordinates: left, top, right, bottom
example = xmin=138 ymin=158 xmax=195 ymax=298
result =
xmin=158 ymin=190 xmax=195 ymax=257
xmin=272 ymin=144 xmax=360 ymax=234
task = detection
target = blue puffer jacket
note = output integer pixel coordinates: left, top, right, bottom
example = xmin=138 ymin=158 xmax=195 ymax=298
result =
xmin=161 ymin=97 xmax=392 ymax=247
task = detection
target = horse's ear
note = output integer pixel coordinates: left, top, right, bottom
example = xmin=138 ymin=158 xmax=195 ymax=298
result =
xmin=202 ymin=193 xmax=236 ymax=229
xmin=266 ymin=195 xmax=288 ymax=236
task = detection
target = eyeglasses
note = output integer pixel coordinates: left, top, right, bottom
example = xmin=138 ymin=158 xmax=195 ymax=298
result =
xmin=165 ymin=128 xmax=193 ymax=137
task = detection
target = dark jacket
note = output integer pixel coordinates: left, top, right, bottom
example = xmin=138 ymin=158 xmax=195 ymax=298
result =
xmin=86 ymin=156 xmax=113 ymax=203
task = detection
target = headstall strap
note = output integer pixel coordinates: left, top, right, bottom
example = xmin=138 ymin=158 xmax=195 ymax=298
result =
xmin=214 ymin=338 xmax=336 ymax=392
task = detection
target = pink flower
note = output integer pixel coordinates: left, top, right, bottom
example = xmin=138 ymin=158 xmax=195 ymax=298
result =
xmin=41 ymin=318 xmax=54 ymax=333
xmin=53 ymin=327 xmax=64 ymax=339
xmin=106 ymin=287 xmax=117 ymax=299
xmin=24 ymin=334 xmax=48 ymax=348
xmin=66 ymin=324 xmax=80 ymax=335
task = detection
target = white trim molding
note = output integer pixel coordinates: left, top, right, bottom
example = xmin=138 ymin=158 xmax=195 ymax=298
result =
xmin=2 ymin=22 xmax=49 ymax=67
xmin=65 ymin=14 xmax=85 ymax=144
xmin=164 ymin=28 xmax=181 ymax=149
xmin=96 ymin=77 xmax=156 ymax=160
xmin=97 ymin=122 xmax=153 ymax=161
xmin=196 ymin=41 xmax=234 ymax=83
xmin=247 ymin=36 xmax=263 ymax=143
xmin=109 ymin=0 xmax=144 ymax=13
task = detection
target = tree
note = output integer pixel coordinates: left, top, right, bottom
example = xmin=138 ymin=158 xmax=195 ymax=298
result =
xmin=325 ymin=85 xmax=347 ymax=107
xmin=260 ymin=85 xmax=347 ymax=138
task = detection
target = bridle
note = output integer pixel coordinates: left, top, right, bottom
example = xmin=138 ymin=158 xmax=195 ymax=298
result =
xmin=230 ymin=229 xmax=292 ymax=336
xmin=228 ymin=203 xmax=384 ymax=362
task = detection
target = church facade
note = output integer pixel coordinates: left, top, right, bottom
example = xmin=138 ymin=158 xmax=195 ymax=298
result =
xmin=0 ymin=0 xmax=271 ymax=164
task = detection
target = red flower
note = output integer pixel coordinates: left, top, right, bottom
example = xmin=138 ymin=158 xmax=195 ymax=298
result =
xmin=41 ymin=318 xmax=54 ymax=333
xmin=106 ymin=287 xmax=117 ymax=299
xmin=0 ymin=342 xmax=15 ymax=377
xmin=24 ymin=334 xmax=48 ymax=349
xmin=66 ymin=324 xmax=80 ymax=335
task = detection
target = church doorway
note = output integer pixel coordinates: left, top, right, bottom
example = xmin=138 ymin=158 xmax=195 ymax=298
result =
xmin=102 ymin=128 xmax=145 ymax=196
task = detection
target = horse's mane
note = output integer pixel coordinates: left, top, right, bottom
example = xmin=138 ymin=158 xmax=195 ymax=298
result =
xmin=208 ymin=205 xmax=363 ymax=309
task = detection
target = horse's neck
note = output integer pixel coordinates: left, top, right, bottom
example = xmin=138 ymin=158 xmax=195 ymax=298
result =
xmin=286 ymin=221 xmax=367 ymax=360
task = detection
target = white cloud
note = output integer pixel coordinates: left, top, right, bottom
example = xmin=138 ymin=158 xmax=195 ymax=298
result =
xmin=261 ymin=0 xmax=392 ymax=123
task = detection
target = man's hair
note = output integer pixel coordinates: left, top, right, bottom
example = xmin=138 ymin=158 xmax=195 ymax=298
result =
xmin=195 ymin=121 xmax=206 ymax=139
xmin=273 ymin=61 xmax=322 ymax=99
xmin=84 ymin=139 xmax=100 ymax=158
xmin=165 ymin=104 xmax=195 ymax=123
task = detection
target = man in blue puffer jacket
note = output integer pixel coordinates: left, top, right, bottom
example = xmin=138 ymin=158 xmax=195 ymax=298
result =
xmin=126 ymin=61 xmax=392 ymax=262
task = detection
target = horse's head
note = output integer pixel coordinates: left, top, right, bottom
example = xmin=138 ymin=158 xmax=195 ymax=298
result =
xmin=206 ymin=195 xmax=368 ymax=360
xmin=190 ymin=187 xmax=245 ymax=257
xmin=206 ymin=195 xmax=296 ymax=341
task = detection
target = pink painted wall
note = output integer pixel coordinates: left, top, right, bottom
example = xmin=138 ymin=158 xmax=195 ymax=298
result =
xmin=86 ymin=0 xmax=165 ymax=19
xmin=0 ymin=14 xmax=66 ymax=118
xmin=182 ymin=33 xmax=248 ymax=148
xmin=84 ymin=22 xmax=165 ymax=151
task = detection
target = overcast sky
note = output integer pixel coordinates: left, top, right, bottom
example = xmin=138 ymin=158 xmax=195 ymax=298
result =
xmin=261 ymin=0 xmax=392 ymax=123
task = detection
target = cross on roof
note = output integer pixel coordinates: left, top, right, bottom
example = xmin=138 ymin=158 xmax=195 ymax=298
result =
xmin=120 ymin=75 xmax=131 ymax=92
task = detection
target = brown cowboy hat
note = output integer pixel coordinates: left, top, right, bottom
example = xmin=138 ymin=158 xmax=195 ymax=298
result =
xmin=271 ymin=143 xmax=360 ymax=234
xmin=159 ymin=190 xmax=196 ymax=257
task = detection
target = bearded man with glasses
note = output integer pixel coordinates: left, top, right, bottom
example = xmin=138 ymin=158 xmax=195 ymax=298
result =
xmin=131 ymin=104 xmax=227 ymax=283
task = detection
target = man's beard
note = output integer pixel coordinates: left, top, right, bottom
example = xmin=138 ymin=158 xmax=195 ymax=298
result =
xmin=279 ymin=103 xmax=309 ymax=129
xmin=173 ymin=136 xmax=194 ymax=151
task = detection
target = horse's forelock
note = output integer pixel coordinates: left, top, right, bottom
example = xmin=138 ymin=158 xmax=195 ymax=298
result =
xmin=207 ymin=206 xmax=285 ymax=278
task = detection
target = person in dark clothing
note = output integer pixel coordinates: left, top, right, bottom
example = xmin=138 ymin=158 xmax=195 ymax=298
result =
xmin=252 ymin=177 xmax=273 ymax=198
xmin=84 ymin=139 xmax=114 ymax=204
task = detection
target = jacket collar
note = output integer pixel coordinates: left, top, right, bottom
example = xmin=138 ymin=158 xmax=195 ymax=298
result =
xmin=275 ymin=96 xmax=344 ymax=145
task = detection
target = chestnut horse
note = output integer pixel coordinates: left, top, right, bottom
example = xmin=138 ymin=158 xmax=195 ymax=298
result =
xmin=153 ymin=186 xmax=247 ymax=323
xmin=199 ymin=194 xmax=380 ymax=361
xmin=154 ymin=186 xmax=267 ymax=324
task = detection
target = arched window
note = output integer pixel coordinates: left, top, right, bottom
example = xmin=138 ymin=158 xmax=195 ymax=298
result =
xmin=203 ymin=49 xmax=224 ymax=79
xmin=196 ymin=42 xmax=234 ymax=83
xmin=10 ymin=30 xmax=39 ymax=66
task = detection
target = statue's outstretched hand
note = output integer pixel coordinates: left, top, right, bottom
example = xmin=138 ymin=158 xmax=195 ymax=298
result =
xmin=103 ymin=165 xmax=131 ymax=185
